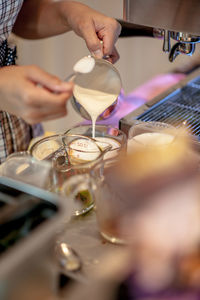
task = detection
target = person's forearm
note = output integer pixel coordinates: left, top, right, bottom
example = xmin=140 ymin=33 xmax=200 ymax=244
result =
xmin=13 ymin=0 xmax=74 ymax=39
xmin=13 ymin=0 xmax=121 ymax=63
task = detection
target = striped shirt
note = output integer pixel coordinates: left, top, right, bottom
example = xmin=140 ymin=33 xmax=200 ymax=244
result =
xmin=0 ymin=0 xmax=24 ymax=43
xmin=0 ymin=0 xmax=43 ymax=164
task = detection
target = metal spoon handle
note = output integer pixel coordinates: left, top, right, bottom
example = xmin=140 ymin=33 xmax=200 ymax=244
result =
xmin=64 ymin=73 xmax=76 ymax=82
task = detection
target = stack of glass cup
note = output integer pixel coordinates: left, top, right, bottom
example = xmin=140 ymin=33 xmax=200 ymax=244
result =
xmin=30 ymin=127 xmax=126 ymax=216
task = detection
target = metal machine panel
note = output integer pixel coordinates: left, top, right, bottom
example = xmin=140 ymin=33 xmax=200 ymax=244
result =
xmin=123 ymin=0 xmax=200 ymax=35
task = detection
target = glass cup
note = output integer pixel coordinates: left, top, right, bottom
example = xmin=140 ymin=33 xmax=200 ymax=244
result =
xmin=65 ymin=125 xmax=127 ymax=163
xmin=60 ymin=156 xmax=127 ymax=244
xmin=127 ymin=121 xmax=175 ymax=153
xmin=61 ymin=128 xmax=200 ymax=247
xmin=30 ymin=134 xmax=109 ymax=215
xmin=0 ymin=152 xmax=52 ymax=189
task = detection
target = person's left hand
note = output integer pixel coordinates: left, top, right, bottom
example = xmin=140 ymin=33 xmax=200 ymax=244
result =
xmin=63 ymin=1 xmax=121 ymax=63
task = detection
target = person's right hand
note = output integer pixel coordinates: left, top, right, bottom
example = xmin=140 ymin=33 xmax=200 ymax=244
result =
xmin=0 ymin=65 xmax=73 ymax=124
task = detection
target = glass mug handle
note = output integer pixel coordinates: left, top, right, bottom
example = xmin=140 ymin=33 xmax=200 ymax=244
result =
xmin=61 ymin=174 xmax=95 ymax=216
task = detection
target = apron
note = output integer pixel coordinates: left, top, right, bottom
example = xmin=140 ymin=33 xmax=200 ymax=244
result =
xmin=0 ymin=0 xmax=43 ymax=164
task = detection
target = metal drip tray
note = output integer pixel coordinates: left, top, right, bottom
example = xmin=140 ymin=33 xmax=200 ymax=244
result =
xmin=120 ymin=69 xmax=200 ymax=138
xmin=137 ymin=78 xmax=200 ymax=136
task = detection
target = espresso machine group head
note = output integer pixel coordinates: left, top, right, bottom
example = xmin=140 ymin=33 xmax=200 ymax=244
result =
xmin=121 ymin=0 xmax=200 ymax=62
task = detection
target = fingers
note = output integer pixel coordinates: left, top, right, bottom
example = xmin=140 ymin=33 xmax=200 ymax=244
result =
xmin=80 ymin=19 xmax=120 ymax=63
xmin=79 ymin=20 xmax=103 ymax=58
xmin=63 ymin=2 xmax=121 ymax=61
xmin=106 ymin=46 xmax=120 ymax=64
xmin=25 ymin=65 xmax=73 ymax=93
xmin=26 ymin=109 xmax=68 ymax=124
xmin=0 ymin=65 xmax=73 ymax=123
xmin=98 ymin=19 xmax=121 ymax=57
xmin=21 ymin=82 xmax=72 ymax=124
xmin=32 ymin=85 xmax=73 ymax=106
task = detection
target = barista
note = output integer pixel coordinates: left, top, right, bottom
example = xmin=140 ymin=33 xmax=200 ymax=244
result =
xmin=0 ymin=0 xmax=121 ymax=163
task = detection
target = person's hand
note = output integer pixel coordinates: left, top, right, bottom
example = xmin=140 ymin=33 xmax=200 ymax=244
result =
xmin=63 ymin=1 xmax=121 ymax=63
xmin=0 ymin=65 xmax=73 ymax=124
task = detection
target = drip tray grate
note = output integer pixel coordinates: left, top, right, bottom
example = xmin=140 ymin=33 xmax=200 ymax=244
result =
xmin=137 ymin=76 xmax=200 ymax=137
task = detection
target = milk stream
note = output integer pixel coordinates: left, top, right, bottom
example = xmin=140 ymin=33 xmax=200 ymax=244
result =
xmin=73 ymin=85 xmax=118 ymax=138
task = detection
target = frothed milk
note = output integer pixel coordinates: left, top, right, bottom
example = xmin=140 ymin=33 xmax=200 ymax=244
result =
xmin=128 ymin=132 xmax=174 ymax=153
xmin=74 ymin=86 xmax=118 ymax=138
xmin=73 ymin=59 xmax=121 ymax=138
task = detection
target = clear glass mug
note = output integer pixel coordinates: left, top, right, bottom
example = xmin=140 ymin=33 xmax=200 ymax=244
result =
xmin=60 ymin=156 xmax=127 ymax=244
xmin=65 ymin=125 xmax=127 ymax=163
xmin=0 ymin=151 xmax=52 ymax=189
xmin=61 ymin=128 xmax=200 ymax=248
xmin=30 ymin=134 xmax=111 ymax=215
xmin=127 ymin=121 xmax=175 ymax=152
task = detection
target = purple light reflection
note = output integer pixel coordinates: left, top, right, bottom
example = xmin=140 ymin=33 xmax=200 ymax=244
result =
xmin=80 ymin=73 xmax=185 ymax=128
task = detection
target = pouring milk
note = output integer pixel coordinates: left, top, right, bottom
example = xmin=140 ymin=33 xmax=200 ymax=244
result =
xmin=73 ymin=57 xmax=121 ymax=138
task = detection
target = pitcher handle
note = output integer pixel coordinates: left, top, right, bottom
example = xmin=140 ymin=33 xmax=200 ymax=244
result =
xmin=61 ymin=174 xmax=95 ymax=216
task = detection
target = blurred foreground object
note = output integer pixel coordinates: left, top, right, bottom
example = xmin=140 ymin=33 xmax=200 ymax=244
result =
xmin=95 ymin=127 xmax=200 ymax=244
xmin=0 ymin=177 xmax=72 ymax=300
xmin=51 ymin=128 xmax=200 ymax=300
xmin=108 ymin=128 xmax=200 ymax=297
xmin=0 ymin=152 xmax=51 ymax=189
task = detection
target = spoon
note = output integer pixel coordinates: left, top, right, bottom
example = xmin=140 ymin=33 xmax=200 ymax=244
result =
xmin=55 ymin=242 xmax=82 ymax=272
xmin=65 ymin=56 xmax=95 ymax=82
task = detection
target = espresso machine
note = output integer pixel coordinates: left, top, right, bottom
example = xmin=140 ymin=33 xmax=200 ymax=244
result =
xmin=119 ymin=0 xmax=200 ymax=138
xmin=122 ymin=0 xmax=200 ymax=62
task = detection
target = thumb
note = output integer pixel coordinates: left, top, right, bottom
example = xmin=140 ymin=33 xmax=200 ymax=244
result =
xmin=26 ymin=65 xmax=73 ymax=93
xmin=81 ymin=21 xmax=103 ymax=58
